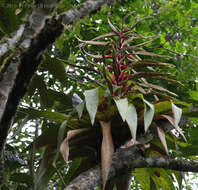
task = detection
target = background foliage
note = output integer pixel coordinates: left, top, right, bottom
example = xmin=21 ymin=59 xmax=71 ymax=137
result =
xmin=1 ymin=0 xmax=198 ymax=189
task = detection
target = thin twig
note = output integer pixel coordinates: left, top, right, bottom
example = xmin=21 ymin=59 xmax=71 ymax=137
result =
xmin=60 ymin=59 xmax=100 ymax=74
xmin=162 ymin=46 xmax=198 ymax=59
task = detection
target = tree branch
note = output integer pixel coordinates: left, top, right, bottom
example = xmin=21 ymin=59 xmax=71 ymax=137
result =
xmin=64 ymin=119 xmax=192 ymax=190
xmin=0 ymin=0 xmax=110 ymax=184
xmin=162 ymin=46 xmax=198 ymax=59
xmin=65 ymin=145 xmax=198 ymax=190
xmin=59 ymin=0 xmax=108 ymax=25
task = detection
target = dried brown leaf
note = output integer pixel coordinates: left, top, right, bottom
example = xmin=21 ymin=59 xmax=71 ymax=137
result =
xmin=91 ymin=32 xmax=117 ymax=41
xmin=37 ymin=147 xmax=55 ymax=185
xmin=156 ymin=125 xmax=169 ymax=155
xmin=161 ymin=114 xmax=187 ymax=142
xmin=80 ymin=40 xmax=108 ymax=46
xmin=107 ymin=18 xmax=119 ymax=34
xmin=128 ymin=60 xmax=173 ymax=68
xmin=132 ymin=51 xmax=170 ymax=58
xmin=127 ymin=37 xmax=159 ymax=49
xmin=84 ymin=51 xmax=103 ymax=59
xmin=60 ymin=128 xmax=90 ymax=163
xmin=139 ymin=82 xmax=178 ymax=97
xmin=100 ymin=120 xmax=114 ymax=190
xmin=130 ymin=72 xmax=170 ymax=79
xmin=150 ymin=76 xmax=183 ymax=85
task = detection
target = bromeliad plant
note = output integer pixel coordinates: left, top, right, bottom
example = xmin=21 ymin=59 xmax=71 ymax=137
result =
xmin=32 ymin=16 xmax=191 ymax=190
xmin=25 ymin=16 xmax=191 ymax=190
xmin=71 ymin=17 xmax=187 ymax=189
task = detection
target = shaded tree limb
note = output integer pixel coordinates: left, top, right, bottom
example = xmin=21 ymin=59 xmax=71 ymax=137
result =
xmin=65 ymin=145 xmax=198 ymax=190
xmin=64 ymin=119 xmax=191 ymax=190
xmin=0 ymin=0 xmax=110 ymax=184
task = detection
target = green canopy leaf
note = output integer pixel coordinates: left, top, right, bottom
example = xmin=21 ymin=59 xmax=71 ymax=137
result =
xmin=114 ymin=98 xmax=128 ymax=121
xmin=134 ymin=168 xmax=150 ymax=190
xmin=126 ymin=103 xmax=137 ymax=140
xmin=189 ymin=90 xmax=198 ymax=101
xmin=75 ymin=102 xmax=84 ymax=119
xmin=144 ymin=99 xmax=154 ymax=132
xmin=84 ymin=88 xmax=99 ymax=125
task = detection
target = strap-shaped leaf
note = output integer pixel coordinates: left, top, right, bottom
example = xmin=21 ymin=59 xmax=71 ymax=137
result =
xmin=161 ymin=114 xmax=186 ymax=142
xmin=144 ymin=99 xmax=154 ymax=132
xmin=100 ymin=120 xmax=114 ymax=190
xmin=156 ymin=125 xmax=168 ymax=155
xmin=132 ymin=51 xmax=170 ymax=58
xmin=91 ymin=32 xmax=117 ymax=41
xmin=84 ymin=88 xmax=99 ymax=125
xmin=75 ymin=102 xmax=84 ymax=119
xmin=60 ymin=128 xmax=90 ymax=163
xmin=171 ymin=102 xmax=182 ymax=127
xmin=128 ymin=60 xmax=173 ymax=68
xmin=36 ymin=147 xmax=56 ymax=190
xmin=77 ymin=37 xmax=108 ymax=46
xmin=107 ymin=18 xmax=119 ymax=34
xmin=53 ymin=119 xmax=69 ymax=167
xmin=171 ymin=102 xmax=186 ymax=142
xmin=126 ymin=103 xmax=137 ymax=140
xmin=114 ymin=98 xmax=128 ymax=121
xmin=139 ymin=82 xmax=177 ymax=97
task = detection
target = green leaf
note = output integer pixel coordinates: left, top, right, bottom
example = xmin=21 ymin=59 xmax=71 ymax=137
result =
xmin=75 ymin=102 xmax=84 ymax=119
xmin=27 ymin=75 xmax=48 ymax=107
xmin=113 ymin=185 xmax=117 ymax=190
xmin=144 ymin=99 xmax=154 ymax=132
xmin=12 ymin=115 xmax=29 ymax=138
xmin=154 ymin=100 xmax=171 ymax=114
xmin=171 ymin=102 xmax=182 ymax=127
xmin=54 ymin=119 xmax=69 ymax=164
xmin=189 ymin=117 xmax=198 ymax=125
xmin=189 ymin=90 xmax=198 ymax=101
xmin=175 ymin=41 xmax=186 ymax=53
xmin=64 ymin=158 xmax=83 ymax=185
xmin=134 ymin=168 xmax=150 ymax=190
xmin=19 ymin=108 xmax=68 ymax=124
xmin=42 ymin=54 xmax=67 ymax=85
xmin=173 ymin=171 xmax=182 ymax=190
xmin=10 ymin=173 xmax=33 ymax=186
xmin=36 ymin=147 xmax=56 ymax=190
xmin=114 ymin=98 xmax=128 ymax=121
xmin=126 ymin=103 xmax=137 ymax=140
xmin=47 ymin=89 xmax=73 ymax=109
xmin=53 ymin=109 xmax=76 ymax=167
xmin=0 ymin=7 xmax=20 ymax=35
xmin=84 ymin=88 xmax=99 ymax=125
xmin=151 ymin=168 xmax=175 ymax=190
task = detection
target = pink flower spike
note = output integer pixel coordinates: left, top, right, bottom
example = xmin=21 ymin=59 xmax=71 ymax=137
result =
xmin=117 ymin=53 xmax=122 ymax=60
xmin=122 ymin=29 xmax=130 ymax=33
xmin=105 ymin=55 xmax=113 ymax=58
xmin=107 ymin=65 xmax=113 ymax=70
xmin=120 ymin=65 xmax=128 ymax=69
xmin=127 ymin=55 xmax=135 ymax=60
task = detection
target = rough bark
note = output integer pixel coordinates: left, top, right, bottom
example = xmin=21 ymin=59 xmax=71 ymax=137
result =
xmin=65 ymin=145 xmax=198 ymax=190
xmin=0 ymin=0 xmax=109 ymax=184
xmin=64 ymin=119 xmax=193 ymax=190
xmin=59 ymin=0 xmax=108 ymax=25
xmin=0 ymin=0 xmax=60 ymax=183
